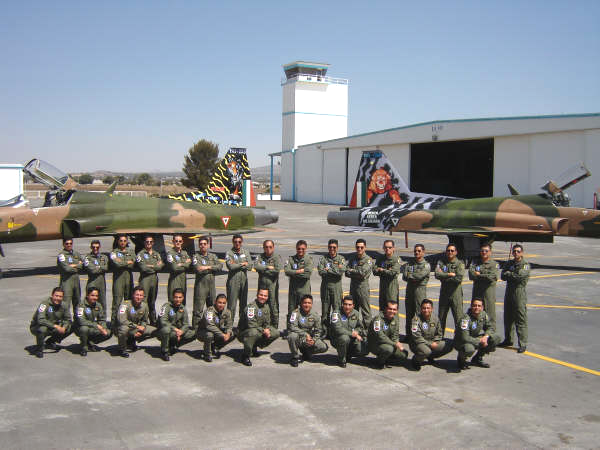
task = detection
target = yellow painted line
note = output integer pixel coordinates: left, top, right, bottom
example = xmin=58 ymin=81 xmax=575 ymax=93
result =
xmin=368 ymin=304 xmax=600 ymax=377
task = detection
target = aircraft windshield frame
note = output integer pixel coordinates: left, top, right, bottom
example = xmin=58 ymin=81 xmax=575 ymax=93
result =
xmin=24 ymin=159 xmax=70 ymax=188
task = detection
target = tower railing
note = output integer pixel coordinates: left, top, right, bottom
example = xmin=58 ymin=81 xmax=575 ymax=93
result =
xmin=281 ymin=74 xmax=349 ymax=85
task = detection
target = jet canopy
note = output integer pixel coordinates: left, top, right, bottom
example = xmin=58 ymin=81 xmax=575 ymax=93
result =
xmin=24 ymin=159 xmax=76 ymax=190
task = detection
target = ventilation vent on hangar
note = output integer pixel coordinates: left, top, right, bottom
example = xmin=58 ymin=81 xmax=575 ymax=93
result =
xmin=410 ymin=138 xmax=494 ymax=198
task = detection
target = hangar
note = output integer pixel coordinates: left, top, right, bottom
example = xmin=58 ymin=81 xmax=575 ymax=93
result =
xmin=278 ymin=113 xmax=600 ymax=208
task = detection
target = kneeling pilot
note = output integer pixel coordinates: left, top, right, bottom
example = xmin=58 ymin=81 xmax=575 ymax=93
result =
xmin=198 ymin=293 xmax=236 ymax=362
xmin=157 ymin=288 xmax=196 ymax=361
xmin=75 ymin=287 xmax=112 ymax=356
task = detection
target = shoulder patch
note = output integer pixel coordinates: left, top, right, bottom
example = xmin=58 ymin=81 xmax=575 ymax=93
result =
xmin=460 ymin=318 xmax=469 ymax=330
xmin=373 ymin=320 xmax=381 ymax=332
xmin=136 ymin=255 xmax=142 ymax=263
xmin=289 ymin=311 xmax=297 ymax=323
xmin=159 ymin=304 xmax=167 ymax=317
xmin=119 ymin=304 xmax=126 ymax=314
xmin=331 ymin=312 xmax=339 ymax=323
xmin=38 ymin=303 xmax=47 ymax=312
xmin=167 ymin=254 xmax=174 ymax=263
xmin=58 ymin=254 xmax=66 ymax=262
xmin=77 ymin=307 xmax=84 ymax=317
xmin=110 ymin=252 xmax=117 ymax=261
xmin=206 ymin=311 xmax=214 ymax=321
xmin=247 ymin=306 xmax=255 ymax=319
xmin=84 ymin=258 xmax=90 ymax=267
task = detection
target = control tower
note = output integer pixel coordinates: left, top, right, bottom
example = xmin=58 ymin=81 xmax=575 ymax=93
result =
xmin=281 ymin=61 xmax=348 ymax=151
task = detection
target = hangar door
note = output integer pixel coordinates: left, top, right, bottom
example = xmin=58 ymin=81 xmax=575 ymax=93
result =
xmin=410 ymin=138 xmax=494 ymax=198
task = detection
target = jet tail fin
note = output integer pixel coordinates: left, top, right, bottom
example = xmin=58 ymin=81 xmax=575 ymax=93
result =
xmin=508 ymin=184 xmax=520 ymax=195
xmin=349 ymin=150 xmax=411 ymax=208
xmin=105 ymin=181 xmax=118 ymax=195
xmin=166 ymin=147 xmax=255 ymax=206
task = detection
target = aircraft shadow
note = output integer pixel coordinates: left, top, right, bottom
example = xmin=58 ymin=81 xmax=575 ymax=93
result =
xmin=528 ymin=262 xmax=600 ymax=272
xmin=2 ymin=266 xmax=58 ymax=278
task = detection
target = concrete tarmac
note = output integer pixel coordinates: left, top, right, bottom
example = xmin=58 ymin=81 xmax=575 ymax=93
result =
xmin=1 ymin=200 xmax=599 ymax=449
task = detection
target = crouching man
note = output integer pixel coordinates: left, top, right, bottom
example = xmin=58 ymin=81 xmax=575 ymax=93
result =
xmin=454 ymin=298 xmax=501 ymax=371
xmin=197 ymin=293 xmax=236 ymax=362
xmin=30 ymin=287 xmax=73 ymax=358
xmin=329 ymin=295 xmax=367 ymax=367
xmin=409 ymin=299 xmax=452 ymax=370
xmin=157 ymin=288 xmax=196 ymax=361
xmin=368 ymin=301 xmax=408 ymax=369
xmin=75 ymin=287 xmax=112 ymax=356
xmin=287 ymin=294 xmax=328 ymax=367
xmin=238 ymin=288 xmax=280 ymax=366
xmin=116 ymin=286 xmax=157 ymax=358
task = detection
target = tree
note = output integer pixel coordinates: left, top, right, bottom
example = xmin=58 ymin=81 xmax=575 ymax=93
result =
xmin=135 ymin=173 xmax=153 ymax=186
xmin=181 ymin=139 xmax=220 ymax=189
xmin=78 ymin=173 xmax=94 ymax=184
xmin=103 ymin=175 xmax=115 ymax=184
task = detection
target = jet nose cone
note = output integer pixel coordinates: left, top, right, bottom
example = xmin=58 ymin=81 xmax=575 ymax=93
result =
xmin=253 ymin=208 xmax=279 ymax=226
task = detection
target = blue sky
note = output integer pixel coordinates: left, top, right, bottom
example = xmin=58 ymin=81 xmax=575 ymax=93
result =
xmin=1 ymin=0 xmax=598 ymax=172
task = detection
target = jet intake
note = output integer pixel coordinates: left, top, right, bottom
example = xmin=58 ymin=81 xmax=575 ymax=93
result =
xmin=552 ymin=217 xmax=569 ymax=236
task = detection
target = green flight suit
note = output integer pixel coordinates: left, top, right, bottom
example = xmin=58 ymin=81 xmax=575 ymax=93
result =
xmin=317 ymin=254 xmax=347 ymax=332
xmin=367 ymin=311 xmax=407 ymax=365
xmin=284 ymin=254 xmax=314 ymax=315
xmin=454 ymin=309 xmax=501 ymax=359
xmin=157 ymin=301 xmax=196 ymax=354
xmin=226 ymin=247 xmax=250 ymax=327
xmin=136 ymin=249 xmax=164 ymax=325
xmin=116 ymin=300 xmax=157 ymax=351
xmin=192 ymin=251 xmax=223 ymax=329
xmin=30 ymin=298 xmax=73 ymax=349
xmin=253 ymin=252 xmax=282 ymax=327
xmin=238 ymin=300 xmax=280 ymax=358
xmin=345 ymin=253 xmax=373 ymax=328
xmin=329 ymin=308 xmax=367 ymax=364
xmin=287 ymin=308 xmax=328 ymax=360
xmin=83 ymin=252 xmax=109 ymax=318
xmin=434 ymin=257 xmax=465 ymax=334
xmin=468 ymin=259 xmax=499 ymax=326
xmin=57 ymin=249 xmax=83 ymax=314
xmin=501 ymin=258 xmax=530 ymax=347
xmin=373 ymin=254 xmax=401 ymax=310
xmin=110 ymin=247 xmax=136 ymax=324
xmin=75 ymin=300 xmax=112 ymax=351
xmin=166 ymin=249 xmax=191 ymax=304
xmin=402 ymin=260 xmax=431 ymax=337
xmin=409 ymin=313 xmax=452 ymax=362
xmin=197 ymin=305 xmax=236 ymax=354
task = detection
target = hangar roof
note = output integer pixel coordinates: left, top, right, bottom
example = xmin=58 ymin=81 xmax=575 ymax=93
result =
xmin=299 ymin=112 xmax=600 ymax=151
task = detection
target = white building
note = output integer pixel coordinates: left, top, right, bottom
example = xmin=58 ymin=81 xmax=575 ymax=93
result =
xmin=280 ymin=113 xmax=600 ymax=209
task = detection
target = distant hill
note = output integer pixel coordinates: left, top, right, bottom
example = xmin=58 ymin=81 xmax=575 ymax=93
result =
xmin=251 ymin=164 xmax=280 ymax=183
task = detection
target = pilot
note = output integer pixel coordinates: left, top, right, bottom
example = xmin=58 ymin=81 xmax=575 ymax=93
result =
xmin=373 ymin=239 xmax=401 ymax=311
xmin=468 ymin=243 xmax=499 ymax=327
xmin=157 ymin=288 xmax=196 ymax=361
xmin=237 ymin=288 xmax=280 ymax=366
xmin=57 ymin=238 xmax=83 ymax=316
xmin=136 ymin=235 xmax=164 ymax=326
xmin=110 ymin=234 xmax=136 ymax=327
xmin=345 ymin=239 xmax=373 ymax=329
xmin=192 ymin=236 xmax=223 ymax=329
xmin=253 ymin=239 xmax=282 ymax=328
xmin=402 ymin=244 xmax=431 ymax=338
xmin=368 ymin=300 xmax=408 ymax=369
xmin=454 ymin=298 xmax=501 ymax=371
xmin=409 ymin=299 xmax=453 ymax=370
xmin=197 ymin=293 xmax=236 ymax=362
xmin=284 ymin=240 xmax=314 ymax=319
xmin=329 ymin=295 xmax=367 ymax=368
xmin=287 ymin=294 xmax=328 ymax=367
xmin=75 ymin=287 xmax=112 ymax=356
xmin=84 ymin=240 xmax=109 ymax=319
xmin=434 ymin=243 xmax=465 ymax=333
xmin=500 ymin=244 xmax=531 ymax=353
xmin=226 ymin=234 xmax=250 ymax=328
xmin=30 ymin=287 xmax=73 ymax=358
xmin=166 ymin=234 xmax=192 ymax=304
xmin=115 ymin=286 xmax=156 ymax=358
xmin=317 ymin=239 xmax=347 ymax=333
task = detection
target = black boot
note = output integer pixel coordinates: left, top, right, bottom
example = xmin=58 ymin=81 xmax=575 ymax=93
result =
xmin=471 ymin=351 xmax=490 ymax=368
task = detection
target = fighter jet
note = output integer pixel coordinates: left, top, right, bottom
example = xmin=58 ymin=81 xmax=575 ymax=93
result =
xmin=327 ymin=150 xmax=600 ymax=256
xmin=0 ymin=158 xmax=278 ymax=257
xmin=165 ymin=147 xmax=255 ymax=206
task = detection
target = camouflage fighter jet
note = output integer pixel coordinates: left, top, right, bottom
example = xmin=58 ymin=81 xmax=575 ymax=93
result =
xmin=327 ymin=150 xmax=600 ymax=256
xmin=165 ymin=147 xmax=255 ymax=206
xmin=0 ymin=158 xmax=277 ymax=257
